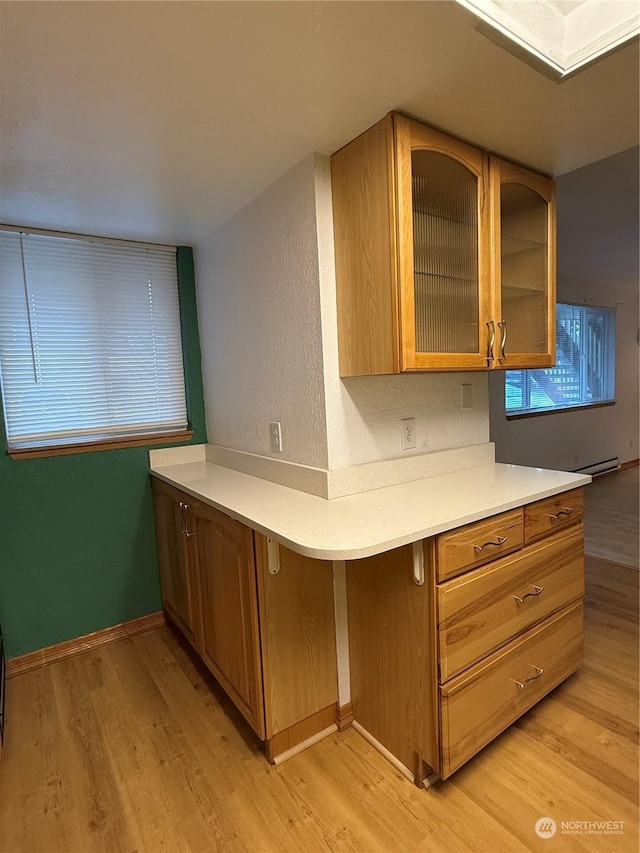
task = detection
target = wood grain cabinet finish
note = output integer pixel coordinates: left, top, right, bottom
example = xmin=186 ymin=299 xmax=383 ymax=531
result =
xmin=436 ymin=508 xmax=524 ymax=582
xmin=438 ymin=524 xmax=584 ymax=681
xmin=191 ymin=500 xmax=265 ymax=737
xmin=151 ymin=478 xmax=201 ymax=647
xmin=331 ymin=112 xmax=556 ymax=376
xmin=524 ymin=488 xmax=584 ymax=544
xmin=347 ymin=489 xmax=584 ymax=784
xmin=151 ymin=478 xmax=338 ymax=758
xmin=440 ymin=601 xmax=583 ymax=778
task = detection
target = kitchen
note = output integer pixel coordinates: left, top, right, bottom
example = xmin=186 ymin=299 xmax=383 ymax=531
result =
xmin=0 ymin=2 xmax=638 ymax=851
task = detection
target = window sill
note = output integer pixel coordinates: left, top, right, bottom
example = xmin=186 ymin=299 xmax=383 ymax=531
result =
xmin=506 ymin=400 xmax=616 ymax=420
xmin=7 ymin=430 xmax=194 ymax=460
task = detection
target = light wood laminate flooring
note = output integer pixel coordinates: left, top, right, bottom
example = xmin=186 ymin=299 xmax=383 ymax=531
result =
xmin=1 ymin=509 xmax=638 ymax=852
xmin=584 ymin=466 xmax=639 ymax=568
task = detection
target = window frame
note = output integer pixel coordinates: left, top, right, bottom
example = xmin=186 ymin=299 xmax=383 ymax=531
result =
xmin=505 ymin=301 xmax=616 ymax=419
xmin=0 ymin=226 xmax=194 ymax=459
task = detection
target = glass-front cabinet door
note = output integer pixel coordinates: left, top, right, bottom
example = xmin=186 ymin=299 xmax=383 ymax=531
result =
xmin=395 ymin=115 xmax=491 ymax=370
xmin=490 ymin=156 xmax=556 ymax=369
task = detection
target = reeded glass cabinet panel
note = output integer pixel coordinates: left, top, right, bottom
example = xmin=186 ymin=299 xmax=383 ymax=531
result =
xmin=412 ymin=151 xmax=479 ymax=354
xmin=500 ymin=183 xmax=549 ymax=354
xmin=492 ymin=156 xmax=556 ymax=369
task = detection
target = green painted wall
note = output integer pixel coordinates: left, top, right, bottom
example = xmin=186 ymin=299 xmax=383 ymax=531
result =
xmin=0 ymin=246 xmax=207 ymax=659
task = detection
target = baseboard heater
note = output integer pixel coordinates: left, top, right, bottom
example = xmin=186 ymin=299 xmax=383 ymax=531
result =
xmin=573 ymin=457 xmax=620 ymax=478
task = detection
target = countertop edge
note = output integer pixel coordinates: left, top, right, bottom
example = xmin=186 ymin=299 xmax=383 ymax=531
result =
xmin=150 ymin=463 xmax=591 ymax=561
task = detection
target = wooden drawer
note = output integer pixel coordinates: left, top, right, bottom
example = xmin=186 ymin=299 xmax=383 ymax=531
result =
xmin=524 ymin=488 xmax=584 ymax=544
xmin=436 ymin=509 xmax=523 ymax=582
xmin=440 ymin=602 xmax=583 ymax=778
xmin=438 ymin=524 xmax=584 ymax=681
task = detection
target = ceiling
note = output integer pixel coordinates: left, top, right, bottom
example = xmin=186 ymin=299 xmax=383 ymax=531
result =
xmin=0 ymin=1 xmax=638 ymax=245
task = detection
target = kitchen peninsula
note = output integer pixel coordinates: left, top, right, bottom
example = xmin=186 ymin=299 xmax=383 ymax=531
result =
xmin=150 ymin=443 xmax=589 ymax=786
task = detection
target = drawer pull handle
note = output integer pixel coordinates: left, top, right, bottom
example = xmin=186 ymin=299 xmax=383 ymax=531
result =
xmin=474 ymin=535 xmax=507 ymax=552
xmin=514 ymin=665 xmax=544 ymax=689
xmin=547 ymin=507 xmax=575 ymax=520
xmin=513 ymin=584 xmax=544 ymax=604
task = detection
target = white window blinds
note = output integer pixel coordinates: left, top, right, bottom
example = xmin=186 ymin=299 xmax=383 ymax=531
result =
xmin=0 ymin=229 xmax=188 ymax=450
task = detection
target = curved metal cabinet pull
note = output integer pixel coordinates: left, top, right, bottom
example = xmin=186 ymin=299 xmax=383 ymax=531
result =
xmin=513 ymin=584 xmax=544 ymax=604
xmin=514 ymin=664 xmax=544 ymax=689
xmin=474 ymin=535 xmax=507 ymax=553
xmin=498 ymin=319 xmax=507 ymax=361
xmin=486 ymin=320 xmax=496 ymax=366
xmin=548 ymin=507 xmax=575 ymax=520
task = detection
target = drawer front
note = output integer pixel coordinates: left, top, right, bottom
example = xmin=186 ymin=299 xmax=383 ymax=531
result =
xmin=437 ymin=509 xmax=523 ymax=582
xmin=524 ymin=488 xmax=584 ymax=544
xmin=438 ymin=525 xmax=584 ymax=681
xmin=440 ymin=602 xmax=583 ymax=778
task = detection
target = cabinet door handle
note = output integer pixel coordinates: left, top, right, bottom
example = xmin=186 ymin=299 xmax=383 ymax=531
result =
xmin=181 ymin=501 xmax=194 ymax=537
xmin=498 ymin=319 xmax=507 ymax=361
xmin=513 ymin=584 xmax=544 ymax=604
xmin=547 ymin=507 xmax=575 ymax=520
xmin=486 ymin=320 xmax=496 ymax=366
xmin=514 ymin=664 xmax=544 ymax=689
xmin=473 ymin=535 xmax=507 ymax=552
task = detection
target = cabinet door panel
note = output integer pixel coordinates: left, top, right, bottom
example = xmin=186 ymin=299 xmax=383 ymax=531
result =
xmin=151 ymin=478 xmax=198 ymax=644
xmin=192 ymin=503 xmax=265 ymax=738
xmin=395 ymin=115 xmax=491 ymax=371
xmin=255 ymin=538 xmax=338 ymax=739
xmin=490 ymin=156 xmax=556 ymax=369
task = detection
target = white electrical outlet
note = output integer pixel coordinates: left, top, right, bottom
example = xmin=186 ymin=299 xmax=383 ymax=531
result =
xmin=401 ymin=417 xmax=416 ymax=450
xmin=270 ymin=421 xmax=283 ymax=453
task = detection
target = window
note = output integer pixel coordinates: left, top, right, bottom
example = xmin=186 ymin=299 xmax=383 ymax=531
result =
xmin=506 ymin=303 xmax=615 ymax=416
xmin=0 ymin=228 xmax=188 ymax=453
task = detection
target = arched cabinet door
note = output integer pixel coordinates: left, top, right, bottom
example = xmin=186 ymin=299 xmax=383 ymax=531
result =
xmin=489 ymin=156 xmax=556 ymax=370
xmin=395 ymin=115 xmax=492 ymax=371
xmin=330 ymin=112 xmax=556 ymax=376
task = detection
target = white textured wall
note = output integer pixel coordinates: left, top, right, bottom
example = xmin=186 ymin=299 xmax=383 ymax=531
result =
xmin=194 ymin=154 xmax=329 ymax=468
xmin=195 ymin=151 xmax=492 ymax=473
xmin=314 ymin=154 xmax=491 ymax=470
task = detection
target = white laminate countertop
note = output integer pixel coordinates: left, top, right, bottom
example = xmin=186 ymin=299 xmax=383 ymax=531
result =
xmin=150 ymin=460 xmax=591 ymax=561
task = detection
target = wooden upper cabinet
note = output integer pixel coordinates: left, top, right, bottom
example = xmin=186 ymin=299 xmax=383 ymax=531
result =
xmin=331 ymin=113 xmax=556 ymax=376
xmin=489 ymin=156 xmax=556 ymax=369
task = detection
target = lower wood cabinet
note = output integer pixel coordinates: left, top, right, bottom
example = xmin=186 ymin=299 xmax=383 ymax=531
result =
xmin=347 ymin=490 xmax=585 ymax=783
xmin=151 ymin=479 xmax=200 ymax=647
xmin=153 ymin=473 xmax=585 ymax=783
xmin=440 ymin=601 xmax=583 ymax=777
xmin=151 ymin=477 xmax=338 ymax=759
xmin=191 ymin=500 xmax=265 ymax=737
